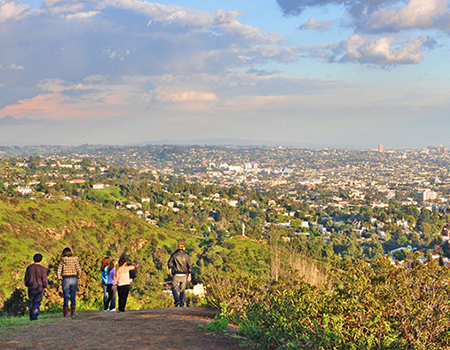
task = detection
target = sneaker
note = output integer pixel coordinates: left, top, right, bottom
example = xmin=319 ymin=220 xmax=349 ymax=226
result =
xmin=104 ymin=309 xmax=110 ymax=312
xmin=110 ymin=308 xmax=117 ymax=312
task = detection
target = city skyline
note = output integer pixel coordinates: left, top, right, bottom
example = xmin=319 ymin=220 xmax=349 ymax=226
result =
xmin=1 ymin=0 xmax=449 ymax=147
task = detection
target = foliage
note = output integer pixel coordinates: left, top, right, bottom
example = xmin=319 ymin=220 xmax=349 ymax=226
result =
xmin=231 ymin=256 xmax=450 ymax=350
xmin=0 ymin=196 xmax=273 ymax=315
xmin=1 ymin=288 xmax=28 ymax=316
xmin=0 ymin=197 xmax=180 ymax=311
xmin=198 ymin=302 xmax=230 ymax=333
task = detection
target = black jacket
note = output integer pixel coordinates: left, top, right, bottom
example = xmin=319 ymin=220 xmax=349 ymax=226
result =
xmin=168 ymin=249 xmax=192 ymax=275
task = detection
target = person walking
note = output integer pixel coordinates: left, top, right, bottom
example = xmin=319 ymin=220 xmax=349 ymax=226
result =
xmin=57 ymin=247 xmax=82 ymax=318
xmin=24 ymin=253 xmax=48 ymax=321
xmin=100 ymin=257 xmax=110 ymax=310
xmin=104 ymin=259 xmax=117 ymax=311
xmin=167 ymin=240 xmax=192 ymax=307
xmin=115 ymin=257 xmax=140 ymax=312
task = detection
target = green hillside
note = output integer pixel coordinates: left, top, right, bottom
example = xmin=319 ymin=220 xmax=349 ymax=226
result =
xmin=0 ymin=196 xmax=271 ymax=310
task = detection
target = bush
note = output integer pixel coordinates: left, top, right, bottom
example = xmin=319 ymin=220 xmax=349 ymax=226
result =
xmin=2 ymin=288 xmax=28 ymax=316
xmin=212 ymin=256 xmax=450 ymax=349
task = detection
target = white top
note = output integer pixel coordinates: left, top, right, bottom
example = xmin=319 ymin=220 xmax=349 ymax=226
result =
xmin=116 ymin=270 xmax=131 ymax=286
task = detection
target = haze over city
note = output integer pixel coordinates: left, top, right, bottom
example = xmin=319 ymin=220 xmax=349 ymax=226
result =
xmin=1 ymin=0 xmax=449 ymax=147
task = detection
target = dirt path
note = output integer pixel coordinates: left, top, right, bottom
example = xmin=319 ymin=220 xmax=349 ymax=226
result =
xmin=0 ymin=307 xmax=257 ymax=350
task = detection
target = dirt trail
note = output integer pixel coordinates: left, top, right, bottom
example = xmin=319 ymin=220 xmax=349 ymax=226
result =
xmin=0 ymin=307 xmax=256 ymax=350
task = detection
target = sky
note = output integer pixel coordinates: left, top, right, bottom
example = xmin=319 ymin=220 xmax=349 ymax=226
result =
xmin=0 ymin=0 xmax=449 ymax=148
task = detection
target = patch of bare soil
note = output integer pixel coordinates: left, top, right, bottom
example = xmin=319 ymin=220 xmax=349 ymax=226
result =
xmin=0 ymin=307 xmax=257 ymax=350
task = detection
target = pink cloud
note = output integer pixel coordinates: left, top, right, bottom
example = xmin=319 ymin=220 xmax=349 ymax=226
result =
xmin=0 ymin=93 xmax=113 ymax=119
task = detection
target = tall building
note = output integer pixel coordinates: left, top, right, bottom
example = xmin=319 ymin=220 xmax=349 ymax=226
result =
xmin=378 ymin=145 xmax=384 ymax=153
xmin=416 ymin=190 xmax=438 ymax=202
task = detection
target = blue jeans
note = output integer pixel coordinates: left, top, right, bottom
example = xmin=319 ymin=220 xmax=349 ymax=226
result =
xmin=171 ymin=274 xmax=187 ymax=307
xmin=62 ymin=277 xmax=78 ymax=307
xmin=102 ymin=282 xmax=108 ymax=309
xmin=29 ymin=293 xmax=44 ymax=321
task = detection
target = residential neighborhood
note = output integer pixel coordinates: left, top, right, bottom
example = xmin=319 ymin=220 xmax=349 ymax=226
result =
xmin=1 ymin=144 xmax=450 ymax=265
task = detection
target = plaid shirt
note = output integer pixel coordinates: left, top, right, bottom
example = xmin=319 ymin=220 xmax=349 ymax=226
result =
xmin=57 ymin=256 xmax=82 ymax=279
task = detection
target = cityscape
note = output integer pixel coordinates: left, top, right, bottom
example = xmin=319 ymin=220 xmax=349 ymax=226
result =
xmin=1 ymin=144 xmax=450 ymax=265
xmin=2 ymin=0 xmax=450 ymax=347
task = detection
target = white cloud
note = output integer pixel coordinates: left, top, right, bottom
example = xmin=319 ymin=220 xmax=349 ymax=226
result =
xmin=8 ymin=63 xmax=24 ymax=69
xmin=300 ymin=18 xmax=333 ymax=30
xmin=366 ymin=0 xmax=448 ymax=31
xmin=98 ymin=0 xmax=213 ymax=27
xmin=309 ymin=34 xmax=432 ymax=65
xmin=0 ymin=0 xmax=29 ymax=23
xmin=278 ymin=0 xmax=449 ymax=65
xmin=47 ymin=3 xmax=84 ymax=15
xmin=156 ymin=89 xmax=218 ymax=103
xmin=65 ymin=10 xmax=98 ymax=20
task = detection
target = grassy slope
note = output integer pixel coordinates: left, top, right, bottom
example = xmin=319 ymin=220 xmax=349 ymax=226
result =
xmin=0 ymin=197 xmax=271 ymax=306
xmin=0 ymin=197 xmax=177 ymax=301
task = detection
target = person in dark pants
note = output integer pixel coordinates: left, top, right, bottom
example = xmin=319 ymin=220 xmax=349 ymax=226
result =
xmin=24 ymin=253 xmax=48 ymax=321
xmin=115 ymin=257 xmax=140 ymax=312
xmin=168 ymin=240 xmax=192 ymax=307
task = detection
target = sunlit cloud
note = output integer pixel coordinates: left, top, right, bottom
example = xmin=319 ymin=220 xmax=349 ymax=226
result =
xmin=0 ymin=0 xmax=448 ymax=147
xmin=278 ymin=0 xmax=448 ymax=65
xmin=364 ymin=0 xmax=448 ymax=32
xmin=0 ymin=0 xmax=30 ymax=23
xmin=309 ymin=34 xmax=433 ymax=65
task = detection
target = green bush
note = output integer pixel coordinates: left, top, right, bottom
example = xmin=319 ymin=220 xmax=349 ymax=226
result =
xmin=2 ymin=288 xmax=28 ymax=316
xmin=207 ymin=256 xmax=450 ymax=349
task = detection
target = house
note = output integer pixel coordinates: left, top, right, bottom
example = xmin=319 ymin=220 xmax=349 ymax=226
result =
xmin=442 ymin=227 xmax=450 ymax=241
xmin=68 ymin=179 xmax=86 ymax=184
xmin=146 ymin=218 xmax=157 ymax=225
xmin=227 ymin=200 xmax=238 ymax=207
xmin=17 ymin=186 xmax=32 ymax=195
xmin=93 ymin=183 xmax=105 ymax=189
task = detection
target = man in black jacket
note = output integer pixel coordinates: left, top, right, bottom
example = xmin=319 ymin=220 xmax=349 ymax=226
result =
xmin=24 ymin=253 xmax=48 ymax=321
xmin=167 ymin=240 xmax=192 ymax=307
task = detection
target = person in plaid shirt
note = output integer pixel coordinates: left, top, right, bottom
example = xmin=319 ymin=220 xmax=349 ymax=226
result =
xmin=57 ymin=247 xmax=82 ymax=318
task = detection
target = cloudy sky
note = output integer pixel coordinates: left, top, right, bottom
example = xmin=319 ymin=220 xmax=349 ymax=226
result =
xmin=0 ymin=0 xmax=449 ymax=148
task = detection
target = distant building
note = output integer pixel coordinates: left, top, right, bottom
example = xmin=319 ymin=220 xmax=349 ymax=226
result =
xmin=378 ymin=145 xmax=384 ymax=153
xmin=428 ymin=145 xmax=448 ymax=154
xmin=416 ymin=190 xmax=437 ymax=202
xmin=68 ymin=179 xmax=86 ymax=184
xmin=17 ymin=186 xmax=32 ymax=195
xmin=442 ymin=227 xmax=450 ymax=241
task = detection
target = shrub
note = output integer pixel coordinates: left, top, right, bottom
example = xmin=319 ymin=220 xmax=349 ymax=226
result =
xmin=214 ymin=256 xmax=450 ymax=349
xmin=2 ymin=288 xmax=28 ymax=316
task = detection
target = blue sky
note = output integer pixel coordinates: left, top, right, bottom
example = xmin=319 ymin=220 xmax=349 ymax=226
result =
xmin=0 ymin=0 xmax=449 ymax=148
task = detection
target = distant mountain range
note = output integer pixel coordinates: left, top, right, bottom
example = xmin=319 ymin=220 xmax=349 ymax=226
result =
xmin=134 ymin=138 xmax=329 ymax=148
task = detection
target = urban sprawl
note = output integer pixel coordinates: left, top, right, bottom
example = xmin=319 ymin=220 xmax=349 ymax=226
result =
xmin=1 ymin=144 xmax=450 ymax=266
